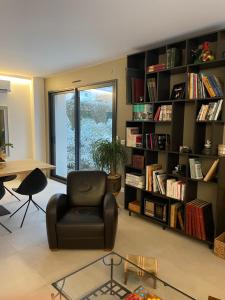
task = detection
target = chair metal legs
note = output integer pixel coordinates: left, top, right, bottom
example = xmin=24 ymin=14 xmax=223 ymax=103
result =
xmin=10 ymin=196 xmax=46 ymax=228
xmin=4 ymin=186 xmax=21 ymax=201
xmin=0 ymin=222 xmax=12 ymax=233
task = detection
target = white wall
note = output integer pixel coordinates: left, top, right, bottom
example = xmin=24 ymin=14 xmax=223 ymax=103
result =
xmin=0 ymin=78 xmax=33 ymax=160
xmin=30 ymin=78 xmax=47 ymax=161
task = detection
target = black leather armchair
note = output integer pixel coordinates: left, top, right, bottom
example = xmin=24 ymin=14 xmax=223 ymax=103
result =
xmin=46 ymin=171 xmax=118 ymax=250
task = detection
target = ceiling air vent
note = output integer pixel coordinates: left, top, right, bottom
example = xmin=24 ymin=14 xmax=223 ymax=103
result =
xmin=0 ymin=80 xmax=11 ymax=92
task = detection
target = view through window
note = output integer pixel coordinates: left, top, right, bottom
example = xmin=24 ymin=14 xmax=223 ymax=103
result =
xmin=49 ymin=81 xmax=116 ymax=179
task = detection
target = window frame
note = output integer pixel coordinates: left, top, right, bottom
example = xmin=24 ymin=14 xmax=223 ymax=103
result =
xmin=48 ymin=80 xmax=117 ymax=182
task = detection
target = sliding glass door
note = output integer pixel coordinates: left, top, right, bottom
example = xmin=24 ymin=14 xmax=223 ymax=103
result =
xmin=79 ymin=84 xmax=115 ymax=170
xmin=49 ymin=81 xmax=116 ymax=180
xmin=49 ymin=91 xmax=76 ymax=178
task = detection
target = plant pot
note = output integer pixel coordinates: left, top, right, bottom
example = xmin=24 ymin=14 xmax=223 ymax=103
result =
xmin=107 ymin=174 xmax=121 ymax=197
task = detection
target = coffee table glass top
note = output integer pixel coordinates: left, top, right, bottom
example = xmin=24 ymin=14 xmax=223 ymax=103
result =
xmin=52 ymin=252 xmax=196 ymax=300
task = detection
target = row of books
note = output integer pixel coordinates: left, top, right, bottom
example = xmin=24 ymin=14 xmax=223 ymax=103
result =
xmin=144 ymin=199 xmax=167 ymax=222
xmin=154 ymin=105 xmax=172 ymax=121
xmin=145 ymin=133 xmax=170 ymax=150
xmin=185 ymin=199 xmax=214 ymax=241
xmin=166 ymin=179 xmax=186 ymax=201
xmin=125 ymin=173 xmax=145 ymax=189
xmin=196 ymin=100 xmax=223 ymax=121
xmin=170 ymin=203 xmax=184 ymax=230
xmin=147 ymin=78 xmax=157 ymax=101
xmin=188 ymin=72 xmax=223 ymax=99
xmin=166 ymin=48 xmax=182 ymax=68
xmin=189 ymin=158 xmax=219 ymax=181
xmin=133 ymin=104 xmax=153 ymax=120
xmin=146 ymin=164 xmax=186 ymax=201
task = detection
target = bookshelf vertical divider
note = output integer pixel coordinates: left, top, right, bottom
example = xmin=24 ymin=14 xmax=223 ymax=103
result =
xmin=125 ymin=29 xmax=225 ymax=247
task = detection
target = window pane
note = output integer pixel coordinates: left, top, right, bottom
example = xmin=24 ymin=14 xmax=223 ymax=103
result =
xmin=53 ymin=92 xmax=75 ymax=177
xmin=79 ymin=86 xmax=113 ymax=170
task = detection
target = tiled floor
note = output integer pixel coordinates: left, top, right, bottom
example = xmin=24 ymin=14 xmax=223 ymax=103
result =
xmin=0 ymin=179 xmax=225 ymax=300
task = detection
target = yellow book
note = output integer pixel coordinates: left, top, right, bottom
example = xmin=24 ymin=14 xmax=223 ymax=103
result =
xmin=202 ymin=75 xmax=216 ymax=97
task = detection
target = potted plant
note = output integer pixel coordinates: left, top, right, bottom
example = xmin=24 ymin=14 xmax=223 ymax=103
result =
xmin=0 ymin=143 xmax=13 ymax=166
xmin=91 ymin=139 xmax=127 ymax=196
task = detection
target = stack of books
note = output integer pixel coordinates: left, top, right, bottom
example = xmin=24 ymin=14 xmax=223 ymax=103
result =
xmin=131 ymin=78 xmax=144 ymax=103
xmin=166 ymin=179 xmax=186 ymax=201
xmin=125 ymin=173 xmax=145 ymax=189
xmin=154 ymin=105 xmax=172 ymax=121
xmin=189 ymin=158 xmax=203 ymax=180
xmin=185 ymin=199 xmax=214 ymax=241
xmin=146 ymin=64 xmax=166 ymax=73
xmin=170 ymin=203 xmax=184 ymax=230
xmin=166 ymin=48 xmax=182 ymax=68
xmin=126 ymin=127 xmax=143 ymax=148
xmin=133 ymin=104 xmax=153 ymax=120
xmin=147 ymin=78 xmax=157 ymax=101
xmin=196 ymin=100 xmax=223 ymax=121
xmin=145 ymin=133 xmax=170 ymax=150
xmin=188 ymin=73 xmax=223 ymax=99
xmin=144 ymin=199 xmax=167 ymax=222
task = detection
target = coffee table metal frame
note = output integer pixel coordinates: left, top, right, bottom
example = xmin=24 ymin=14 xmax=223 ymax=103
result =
xmin=51 ymin=252 xmax=196 ymax=300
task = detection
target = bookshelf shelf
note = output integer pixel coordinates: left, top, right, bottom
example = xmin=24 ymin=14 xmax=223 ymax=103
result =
xmin=125 ymin=28 xmax=225 ymax=248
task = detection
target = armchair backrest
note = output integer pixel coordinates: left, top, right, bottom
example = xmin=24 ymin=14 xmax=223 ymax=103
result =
xmin=67 ymin=171 xmax=107 ymax=206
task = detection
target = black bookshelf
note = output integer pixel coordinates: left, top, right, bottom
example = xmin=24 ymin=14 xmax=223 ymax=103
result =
xmin=125 ymin=29 xmax=225 ymax=248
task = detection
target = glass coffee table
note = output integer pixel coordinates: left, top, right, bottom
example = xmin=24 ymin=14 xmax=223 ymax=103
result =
xmin=51 ymin=252 xmax=196 ymax=300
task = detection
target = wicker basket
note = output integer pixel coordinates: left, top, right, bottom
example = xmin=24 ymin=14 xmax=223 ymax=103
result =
xmin=128 ymin=201 xmax=141 ymax=213
xmin=214 ymin=232 xmax=225 ymax=259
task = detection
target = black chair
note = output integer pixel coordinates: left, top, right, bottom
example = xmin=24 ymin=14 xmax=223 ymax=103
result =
xmin=46 ymin=171 xmax=118 ymax=250
xmin=0 ymin=182 xmax=11 ymax=233
xmin=10 ymin=168 xmax=47 ymax=228
xmin=0 ymin=175 xmax=21 ymax=201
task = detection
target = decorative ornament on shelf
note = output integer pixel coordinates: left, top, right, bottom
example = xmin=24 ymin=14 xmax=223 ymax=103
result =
xmin=202 ymin=139 xmax=212 ymax=155
xmin=191 ymin=41 xmax=215 ymax=64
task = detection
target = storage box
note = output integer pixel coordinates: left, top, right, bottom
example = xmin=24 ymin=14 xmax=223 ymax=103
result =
xmin=128 ymin=201 xmax=141 ymax=213
xmin=132 ymin=155 xmax=144 ymax=169
xmin=214 ymin=232 xmax=225 ymax=259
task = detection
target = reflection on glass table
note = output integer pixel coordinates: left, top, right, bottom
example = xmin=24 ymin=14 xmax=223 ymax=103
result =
xmin=51 ymin=252 xmax=196 ymax=300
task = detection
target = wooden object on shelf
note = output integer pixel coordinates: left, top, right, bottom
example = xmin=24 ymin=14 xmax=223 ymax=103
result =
xmin=214 ymin=232 xmax=225 ymax=259
xmin=124 ymin=254 xmax=158 ymax=288
xmin=132 ymin=155 xmax=144 ymax=169
xmin=125 ymin=28 xmax=225 ymax=247
xmin=128 ymin=200 xmax=141 ymax=213
xmin=203 ymin=159 xmax=219 ymax=182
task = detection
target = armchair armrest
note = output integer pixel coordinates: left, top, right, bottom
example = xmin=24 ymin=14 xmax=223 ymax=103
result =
xmin=46 ymin=193 xmax=69 ymax=249
xmin=103 ymin=192 xmax=118 ymax=249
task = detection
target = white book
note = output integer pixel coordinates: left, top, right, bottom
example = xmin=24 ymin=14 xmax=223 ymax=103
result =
xmin=153 ymin=169 xmax=164 ymax=192
xmin=181 ymin=183 xmax=186 ymax=201
xmin=214 ymin=99 xmax=223 ymax=120
xmin=194 ymin=161 xmax=203 ymax=179
xmin=156 ymin=173 xmax=167 ymax=194
xmin=166 ymin=178 xmax=176 ymax=198
xmin=189 ymin=158 xmax=196 ymax=179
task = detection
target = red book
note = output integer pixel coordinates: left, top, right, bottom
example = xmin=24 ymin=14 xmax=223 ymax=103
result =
xmin=154 ymin=106 xmax=161 ymax=121
xmin=132 ymin=78 xmax=144 ymax=103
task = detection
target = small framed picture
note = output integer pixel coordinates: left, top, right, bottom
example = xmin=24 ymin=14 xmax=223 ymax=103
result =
xmin=170 ymin=82 xmax=185 ymax=100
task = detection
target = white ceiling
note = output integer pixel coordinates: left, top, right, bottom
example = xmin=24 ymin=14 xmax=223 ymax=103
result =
xmin=1 ymin=0 xmax=225 ymax=77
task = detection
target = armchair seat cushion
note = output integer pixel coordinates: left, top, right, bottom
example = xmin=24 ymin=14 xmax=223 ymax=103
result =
xmin=56 ymin=206 xmax=104 ymax=238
